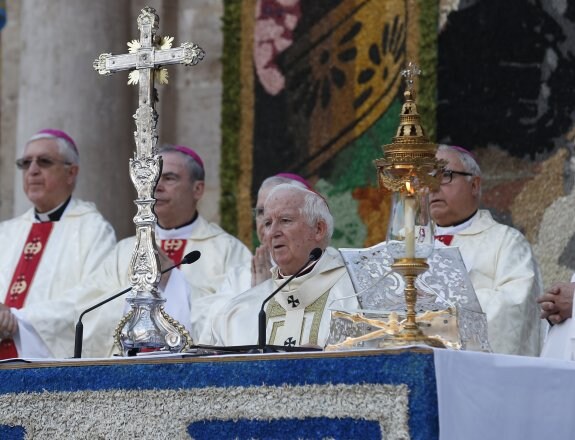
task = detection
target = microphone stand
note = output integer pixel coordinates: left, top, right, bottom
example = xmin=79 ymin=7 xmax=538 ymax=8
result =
xmin=73 ymin=251 xmax=200 ymax=359
xmin=257 ymin=248 xmax=322 ymax=352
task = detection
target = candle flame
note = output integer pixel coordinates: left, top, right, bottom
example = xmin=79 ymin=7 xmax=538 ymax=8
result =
xmin=405 ymin=181 xmax=415 ymax=195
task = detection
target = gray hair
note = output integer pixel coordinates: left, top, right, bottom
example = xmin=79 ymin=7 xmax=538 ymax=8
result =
xmin=159 ymin=145 xmax=205 ymax=182
xmin=259 ymin=175 xmax=308 ymax=192
xmin=26 ymin=133 xmax=79 ymax=165
xmin=266 ymin=183 xmax=334 ymax=245
xmin=438 ymin=144 xmax=482 ymax=178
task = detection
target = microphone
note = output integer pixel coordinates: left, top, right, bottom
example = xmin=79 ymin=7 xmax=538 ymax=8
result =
xmin=73 ymin=250 xmax=201 ymax=358
xmin=257 ymin=247 xmax=322 ymax=351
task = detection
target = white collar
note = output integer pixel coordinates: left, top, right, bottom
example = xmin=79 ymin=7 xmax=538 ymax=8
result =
xmin=35 ymin=199 xmax=68 ymax=222
xmin=435 ymin=211 xmax=478 ymax=235
xmin=155 ymin=218 xmax=198 ymax=240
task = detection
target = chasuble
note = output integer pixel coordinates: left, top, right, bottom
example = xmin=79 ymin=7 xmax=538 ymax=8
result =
xmin=435 ymin=209 xmax=543 ymax=356
xmin=211 ymin=247 xmax=358 ymax=348
xmin=0 ymin=199 xmax=116 ymax=358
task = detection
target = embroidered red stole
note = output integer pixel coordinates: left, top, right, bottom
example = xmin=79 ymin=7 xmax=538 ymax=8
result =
xmin=159 ymin=239 xmax=186 ymax=265
xmin=0 ymin=222 xmax=54 ymax=359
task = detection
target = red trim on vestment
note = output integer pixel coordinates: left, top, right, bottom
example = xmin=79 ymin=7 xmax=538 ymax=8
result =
xmin=0 ymin=222 xmax=54 ymax=359
xmin=159 ymin=239 xmax=186 ymax=265
xmin=435 ymin=235 xmax=454 ymax=246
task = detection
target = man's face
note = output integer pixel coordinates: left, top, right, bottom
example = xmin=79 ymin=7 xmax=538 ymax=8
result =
xmin=154 ymin=152 xmax=204 ymax=229
xmin=429 ymin=150 xmax=480 ymax=227
xmin=21 ymin=138 xmax=78 ymax=213
xmin=263 ymin=188 xmax=325 ymax=275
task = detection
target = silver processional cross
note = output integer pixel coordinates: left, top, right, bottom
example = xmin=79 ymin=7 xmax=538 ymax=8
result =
xmin=93 ymin=6 xmax=204 ymax=355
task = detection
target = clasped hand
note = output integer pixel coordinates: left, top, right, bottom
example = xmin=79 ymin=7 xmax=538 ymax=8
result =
xmin=0 ymin=303 xmax=17 ymax=340
xmin=251 ymin=245 xmax=273 ymax=287
xmin=538 ymin=282 xmax=575 ymax=325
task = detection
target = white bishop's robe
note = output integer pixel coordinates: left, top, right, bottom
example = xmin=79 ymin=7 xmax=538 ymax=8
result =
xmin=191 ymin=265 xmax=252 ymax=345
xmin=0 ymin=199 xmax=116 ymax=357
xmin=435 ymin=209 xmax=543 ymax=356
xmin=25 ymin=214 xmax=252 ymax=358
xmin=211 ymin=247 xmax=358 ymax=348
xmin=539 ymin=273 xmax=575 ymax=360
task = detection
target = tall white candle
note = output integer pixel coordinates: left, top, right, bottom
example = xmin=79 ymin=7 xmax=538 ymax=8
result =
xmin=404 ymin=195 xmax=416 ymax=258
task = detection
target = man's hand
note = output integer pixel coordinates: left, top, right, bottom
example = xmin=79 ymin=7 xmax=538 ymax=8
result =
xmin=251 ymin=245 xmax=273 ymax=287
xmin=538 ymin=282 xmax=575 ymax=324
xmin=0 ymin=303 xmax=18 ymax=340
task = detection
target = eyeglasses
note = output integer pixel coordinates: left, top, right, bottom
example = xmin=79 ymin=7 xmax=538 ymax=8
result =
xmin=439 ymin=169 xmax=474 ymax=185
xmin=16 ymin=156 xmax=71 ymax=170
xmin=252 ymin=207 xmax=264 ymax=219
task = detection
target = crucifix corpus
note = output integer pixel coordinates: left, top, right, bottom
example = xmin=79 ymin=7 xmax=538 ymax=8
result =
xmin=93 ymin=6 xmax=205 ymax=355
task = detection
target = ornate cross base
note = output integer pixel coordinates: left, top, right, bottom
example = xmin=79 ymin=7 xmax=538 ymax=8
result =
xmin=115 ymin=296 xmax=193 ymax=356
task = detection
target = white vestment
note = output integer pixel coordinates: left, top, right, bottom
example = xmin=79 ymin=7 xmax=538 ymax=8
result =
xmin=0 ymin=199 xmax=116 ymax=358
xmin=539 ymin=273 xmax=575 ymax=360
xmin=435 ymin=209 xmax=543 ymax=356
xmin=24 ymin=214 xmax=252 ymax=358
xmin=211 ymin=247 xmax=358 ymax=348
xmin=191 ymin=265 xmax=252 ymax=345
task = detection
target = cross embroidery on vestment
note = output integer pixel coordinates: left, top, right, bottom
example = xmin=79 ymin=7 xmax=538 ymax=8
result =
xmin=284 ymin=337 xmax=296 ymax=347
xmin=287 ymin=295 xmax=300 ymax=308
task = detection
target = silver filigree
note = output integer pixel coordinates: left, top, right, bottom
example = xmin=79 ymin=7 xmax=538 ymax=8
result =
xmin=93 ymin=53 xmax=113 ymax=75
xmin=94 ymin=6 xmax=205 ymax=354
xmin=130 ymin=157 xmax=161 ymax=198
xmin=400 ymin=61 xmax=421 ymax=94
xmin=333 ymin=243 xmax=491 ymax=351
xmin=181 ymin=42 xmax=205 ymax=65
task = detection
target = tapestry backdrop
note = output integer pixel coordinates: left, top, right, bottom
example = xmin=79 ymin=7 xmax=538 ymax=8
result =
xmin=222 ymin=0 xmax=575 ymax=286
xmin=221 ymin=0 xmax=437 ymax=250
xmin=437 ymin=0 xmax=575 ymax=285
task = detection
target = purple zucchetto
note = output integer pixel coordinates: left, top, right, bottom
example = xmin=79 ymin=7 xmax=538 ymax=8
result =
xmin=34 ymin=129 xmax=78 ymax=155
xmin=173 ymin=145 xmax=204 ymax=170
xmin=275 ymin=172 xmax=313 ymax=190
xmin=450 ymin=145 xmax=476 ymax=159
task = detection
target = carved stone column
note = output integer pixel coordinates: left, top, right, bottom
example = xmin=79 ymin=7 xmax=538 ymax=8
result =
xmin=159 ymin=0 xmax=224 ymax=223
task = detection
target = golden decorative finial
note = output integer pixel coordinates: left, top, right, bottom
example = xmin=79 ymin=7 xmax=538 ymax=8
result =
xmin=374 ymin=62 xmax=442 ymax=192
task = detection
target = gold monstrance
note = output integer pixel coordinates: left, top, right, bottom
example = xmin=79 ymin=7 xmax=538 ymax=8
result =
xmin=93 ymin=7 xmax=204 ymax=355
xmin=374 ymin=62 xmax=445 ymax=348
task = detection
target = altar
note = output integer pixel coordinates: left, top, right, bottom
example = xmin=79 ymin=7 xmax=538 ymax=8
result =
xmin=1 ymin=347 xmax=574 ymax=439
xmin=0 ymin=348 xmax=435 ymax=439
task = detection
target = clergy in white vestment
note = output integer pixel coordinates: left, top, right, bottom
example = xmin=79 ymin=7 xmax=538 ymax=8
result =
xmin=0 ymin=129 xmax=116 ymax=359
xmin=10 ymin=145 xmax=252 ymax=359
xmin=538 ymin=276 xmax=575 ymax=359
xmin=211 ymin=183 xmax=358 ymax=348
xmin=193 ymin=173 xmax=315 ymax=345
xmin=431 ymin=145 xmax=543 ymax=356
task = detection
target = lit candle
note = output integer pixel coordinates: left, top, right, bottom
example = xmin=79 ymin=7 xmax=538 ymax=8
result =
xmin=404 ymin=190 xmax=416 ymax=259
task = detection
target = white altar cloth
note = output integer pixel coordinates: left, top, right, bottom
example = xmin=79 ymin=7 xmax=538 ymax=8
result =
xmin=435 ymin=348 xmax=575 ymax=440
